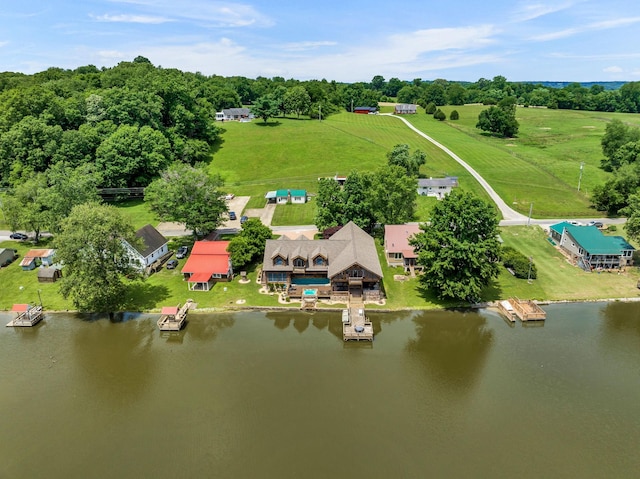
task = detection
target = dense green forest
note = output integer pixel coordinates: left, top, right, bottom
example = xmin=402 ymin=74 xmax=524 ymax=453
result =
xmin=1 ymin=57 xmax=640 ymax=192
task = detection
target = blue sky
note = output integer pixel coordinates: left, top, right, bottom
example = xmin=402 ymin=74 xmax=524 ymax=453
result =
xmin=1 ymin=0 xmax=640 ymax=82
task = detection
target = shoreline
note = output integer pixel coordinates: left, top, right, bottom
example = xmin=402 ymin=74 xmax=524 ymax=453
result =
xmin=5 ymin=296 xmax=640 ymax=315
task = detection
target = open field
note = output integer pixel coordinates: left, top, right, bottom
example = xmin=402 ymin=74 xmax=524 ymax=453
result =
xmin=210 ymin=113 xmax=491 ymax=224
xmin=403 ymin=105 xmax=640 ymax=217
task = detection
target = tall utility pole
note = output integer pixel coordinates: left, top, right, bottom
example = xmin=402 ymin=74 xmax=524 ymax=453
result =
xmin=577 ymin=162 xmax=585 ymax=192
xmin=527 ymin=202 xmax=533 ymax=227
xmin=319 ymin=104 xmax=322 ymax=121
xmin=351 ymin=98 xmax=353 ymax=113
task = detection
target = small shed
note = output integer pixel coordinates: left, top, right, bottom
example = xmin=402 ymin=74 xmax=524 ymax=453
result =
xmin=38 ymin=267 xmax=62 ymax=283
xmin=0 ymin=248 xmax=17 ymax=267
xmin=20 ymin=249 xmax=56 ymax=271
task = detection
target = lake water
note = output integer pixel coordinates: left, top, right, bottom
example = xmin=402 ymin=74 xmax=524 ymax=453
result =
xmin=1 ymin=303 xmax=639 ymax=478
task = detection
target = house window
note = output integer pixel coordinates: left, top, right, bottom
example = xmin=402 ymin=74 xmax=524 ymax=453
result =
xmin=267 ymin=272 xmax=287 ymax=282
xmin=314 ymin=256 xmax=325 ymax=266
xmin=392 ymin=253 xmax=403 ymax=259
xmin=273 ymin=256 xmax=286 ymax=266
xmin=212 ymin=273 xmax=223 ymax=279
xmin=293 ymin=258 xmax=306 ymax=268
xmin=347 ymin=268 xmax=364 ymax=278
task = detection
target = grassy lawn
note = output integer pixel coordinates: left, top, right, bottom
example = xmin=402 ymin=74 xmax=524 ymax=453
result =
xmin=109 ymin=199 xmax=160 ymax=230
xmin=210 ymin=113 xmax=490 ymax=222
xmin=0 ymin=239 xmax=73 ymax=311
xmin=495 ymin=225 xmax=640 ymax=301
xmin=270 ymin=201 xmax=317 ymax=226
xmin=3 ymin=225 xmax=640 ymax=312
xmin=403 ymin=105 xmax=640 ymax=218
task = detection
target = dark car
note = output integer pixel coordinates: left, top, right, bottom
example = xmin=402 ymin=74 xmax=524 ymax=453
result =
xmin=240 ymin=215 xmax=249 ymax=224
xmin=176 ymin=246 xmax=189 ymax=259
xmin=9 ymin=232 xmax=28 ymax=240
xmin=229 ymin=211 xmax=237 ymax=221
xmin=166 ymin=259 xmax=179 ymax=270
xmin=588 ymin=221 xmax=604 ymax=228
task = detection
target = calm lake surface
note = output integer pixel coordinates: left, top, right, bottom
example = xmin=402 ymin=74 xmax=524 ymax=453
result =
xmin=1 ymin=303 xmax=639 ymax=478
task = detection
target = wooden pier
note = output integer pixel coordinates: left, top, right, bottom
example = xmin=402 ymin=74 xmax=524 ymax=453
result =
xmin=157 ymin=301 xmax=191 ymax=331
xmin=342 ymin=294 xmax=373 ymax=341
xmin=498 ymin=298 xmax=546 ymax=322
xmin=7 ymin=304 xmax=44 ymax=327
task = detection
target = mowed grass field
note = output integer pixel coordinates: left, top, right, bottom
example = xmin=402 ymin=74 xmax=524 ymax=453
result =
xmin=210 ymin=113 xmax=491 ymax=225
xmin=404 ymin=105 xmax=640 ymax=218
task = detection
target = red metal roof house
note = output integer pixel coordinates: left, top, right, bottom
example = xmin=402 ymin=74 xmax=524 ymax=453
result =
xmin=181 ymin=241 xmax=233 ymax=291
xmin=384 ymin=224 xmax=422 ymax=272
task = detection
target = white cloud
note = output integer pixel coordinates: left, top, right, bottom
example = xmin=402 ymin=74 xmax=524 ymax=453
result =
xmin=510 ymin=1 xmax=578 ymax=22
xmin=91 ymin=13 xmax=172 ymax=23
xmin=603 ymin=66 xmax=623 ymax=73
xmin=0 ymin=41 xmax=9 ymax=48
xmin=531 ymin=15 xmax=640 ymax=41
xmin=105 ymin=0 xmax=273 ymax=27
xmin=108 ymin=25 xmax=502 ymax=81
xmin=280 ymin=41 xmax=337 ymax=52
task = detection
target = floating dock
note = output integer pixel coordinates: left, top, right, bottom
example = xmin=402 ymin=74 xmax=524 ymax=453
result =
xmin=157 ymin=301 xmax=191 ymax=331
xmin=498 ymin=298 xmax=546 ymax=322
xmin=7 ymin=304 xmax=44 ymax=327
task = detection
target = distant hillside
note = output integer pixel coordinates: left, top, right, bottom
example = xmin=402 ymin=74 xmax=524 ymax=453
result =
xmin=521 ymin=81 xmax=626 ymax=90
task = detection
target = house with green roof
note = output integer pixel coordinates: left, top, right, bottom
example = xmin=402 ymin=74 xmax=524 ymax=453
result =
xmin=265 ymin=189 xmax=307 ymax=204
xmin=550 ymin=222 xmax=635 ymax=271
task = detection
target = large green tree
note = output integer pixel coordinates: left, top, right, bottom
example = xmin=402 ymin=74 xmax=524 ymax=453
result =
xmin=283 ymin=86 xmax=311 ymax=118
xmin=314 ymin=177 xmax=344 ymax=231
xmin=410 ymin=191 xmax=501 ymax=302
xmin=387 ymin=144 xmax=426 ymax=177
xmin=250 ymin=95 xmax=280 ymax=123
xmin=53 ymin=202 xmax=142 ymax=313
xmin=476 ymin=97 xmax=519 ymax=137
xmin=145 ymin=163 xmax=228 ymax=237
xmin=227 ymin=218 xmax=273 ymax=269
xmin=370 ymin=165 xmax=417 ymax=225
xmin=95 ymin=124 xmax=172 ymax=187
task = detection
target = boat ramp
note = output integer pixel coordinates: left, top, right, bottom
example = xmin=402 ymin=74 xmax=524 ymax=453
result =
xmin=498 ymin=298 xmax=546 ymax=322
xmin=7 ymin=304 xmax=44 ymax=327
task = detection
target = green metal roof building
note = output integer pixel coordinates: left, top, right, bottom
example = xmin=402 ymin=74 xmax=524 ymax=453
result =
xmin=550 ymin=223 xmax=635 ymax=270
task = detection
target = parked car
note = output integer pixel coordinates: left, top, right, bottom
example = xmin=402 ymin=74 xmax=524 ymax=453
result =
xmin=9 ymin=232 xmax=28 ymax=240
xmin=229 ymin=211 xmax=237 ymax=221
xmin=166 ymin=259 xmax=178 ymax=269
xmin=240 ymin=215 xmax=249 ymax=224
xmin=587 ymin=221 xmax=604 ymax=228
xmin=568 ymin=220 xmax=583 ymax=226
xmin=224 ymin=193 xmax=235 ymax=200
xmin=176 ymin=246 xmax=189 ymax=259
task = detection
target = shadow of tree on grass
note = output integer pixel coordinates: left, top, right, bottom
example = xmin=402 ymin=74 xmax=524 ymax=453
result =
xmin=121 ymin=281 xmax=171 ymax=311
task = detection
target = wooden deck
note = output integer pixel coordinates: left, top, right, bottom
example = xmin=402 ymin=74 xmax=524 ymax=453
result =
xmin=157 ymin=301 xmax=191 ymax=331
xmin=7 ymin=304 xmax=44 ymax=327
xmin=342 ymin=294 xmax=373 ymax=341
xmin=506 ymin=297 xmax=546 ymax=321
xmin=497 ymin=300 xmax=516 ymax=322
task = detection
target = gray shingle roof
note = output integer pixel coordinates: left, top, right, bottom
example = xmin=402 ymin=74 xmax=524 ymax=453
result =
xmin=135 ymin=224 xmax=167 ymax=257
xmin=262 ymin=221 xmax=382 ymax=278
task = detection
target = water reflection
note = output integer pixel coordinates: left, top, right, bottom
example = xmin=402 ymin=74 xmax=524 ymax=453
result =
xmin=405 ymin=309 xmax=493 ymax=393
xmin=601 ymin=301 xmax=640 ymax=337
xmin=72 ymin=315 xmax=156 ymax=403
xmin=184 ymin=314 xmax=235 ymax=342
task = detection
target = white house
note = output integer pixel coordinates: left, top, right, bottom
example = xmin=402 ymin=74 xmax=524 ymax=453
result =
xmin=124 ymin=224 xmax=169 ymax=271
xmin=417 ymin=177 xmax=459 ymax=199
xmin=215 ymin=108 xmax=252 ymax=121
